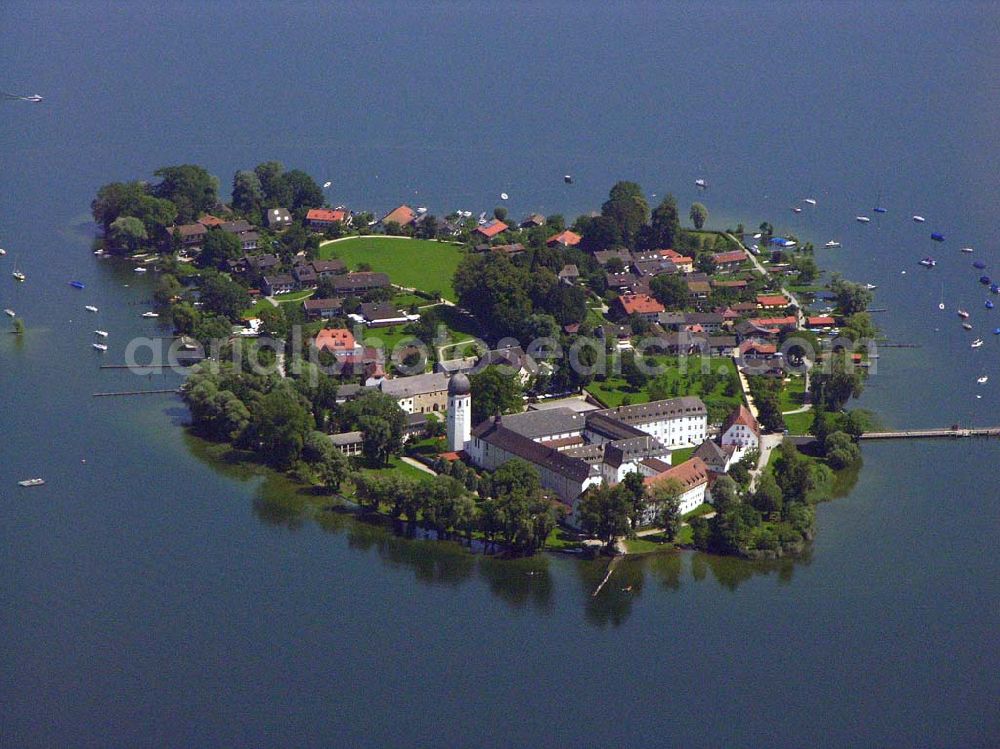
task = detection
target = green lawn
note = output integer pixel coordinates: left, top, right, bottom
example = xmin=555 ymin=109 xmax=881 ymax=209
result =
xmin=779 ymin=376 xmax=807 ymax=411
xmin=783 ymin=410 xmax=815 ymax=436
xmin=588 ymin=355 xmax=742 ymax=421
xmin=318 ymin=236 xmax=465 ymax=301
xmin=670 ymin=446 xmax=695 ymax=465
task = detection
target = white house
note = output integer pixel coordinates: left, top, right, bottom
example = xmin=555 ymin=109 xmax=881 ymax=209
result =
xmin=720 ymin=404 xmax=761 ymax=459
xmin=642 ymin=457 xmax=711 ymax=521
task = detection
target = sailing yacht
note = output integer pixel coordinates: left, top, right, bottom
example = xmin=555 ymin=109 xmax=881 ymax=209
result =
xmin=11 ymin=257 xmax=25 ymax=281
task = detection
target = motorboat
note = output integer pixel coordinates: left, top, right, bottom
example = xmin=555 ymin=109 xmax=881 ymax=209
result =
xmin=978 ymin=375 xmax=989 ymax=384
xmin=963 ymin=322 xmax=974 ymax=330
xmin=85 ymin=305 xmax=98 ymax=313
xmin=873 ymin=206 xmax=887 ymax=214
xmin=323 ymin=181 xmax=332 ymax=188
xmin=69 ymin=281 xmax=85 ymax=289
xmin=94 ymin=330 xmax=109 ymax=337
xmin=919 ymin=257 xmax=936 ymax=268
xmin=856 ymin=216 xmax=871 ymax=223
xmin=752 ymin=232 xmax=762 ymax=239
xmin=695 ymin=178 xmax=707 ymax=189
xmin=500 ymin=192 xmax=509 ymax=200
xmin=824 ymin=240 xmax=841 ymax=248
xmin=912 ymin=215 xmax=926 ymax=222
xmin=92 ymin=343 xmax=108 ymax=351
xmin=961 ymin=247 xmax=975 ymax=253
xmin=564 ymin=175 xmax=573 ymax=184
xmin=987 ymin=300 xmax=995 ymax=310
xmin=992 ymin=284 xmax=1000 ymax=295
xmin=792 ymin=207 xmax=802 ymax=213
xmin=18 ymin=478 xmax=45 ymax=487
xmin=865 ymin=283 xmax=878 ymax=290
xmin=958 ymin=309 xmax=970 ymax=319
xmin=4 ymin=308 xmax=15 ymax=317
xmin=12 ymin=270 xmax=25 ymax=281
xmin=931 ymin=232 xmax=945 ymax=242
xmin=804 ymin=198 xmax=817 ymax=206
xmin=750 ymin=244 xmax=759 ymax=254
xmin=971 ymin=338 xmax=984 ymax=348
xmin=141 ymin=311 xmax=159 ymax=318
xmin=134 ymin=266 xmax=148 ymax=273
xmin=994 ymin=328 xmax=1000 ymax=335
xmin=980 ymin=276 xmax=992 ymax=285
xmin=0 ymin=248 xmax=6 ymax=255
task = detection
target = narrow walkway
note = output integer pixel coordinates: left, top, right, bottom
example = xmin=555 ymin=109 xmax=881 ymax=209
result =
xmin=400 ymin=456 xmax=437 ymax=475
xmin=750 ymin=433 xmax=784 ymax=491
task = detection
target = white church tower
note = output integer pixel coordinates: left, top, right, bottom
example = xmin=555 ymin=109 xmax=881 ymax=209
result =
xmin=446 ymin=373 xmax=472 ymax=452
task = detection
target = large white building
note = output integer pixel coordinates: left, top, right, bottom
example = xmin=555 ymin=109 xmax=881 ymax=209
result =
xmin=719 ymin=404 xmax=761 ymax=460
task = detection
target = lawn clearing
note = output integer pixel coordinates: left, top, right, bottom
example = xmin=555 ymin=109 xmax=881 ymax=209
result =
xmin=318 ymin=236 xmax=465 ymax=301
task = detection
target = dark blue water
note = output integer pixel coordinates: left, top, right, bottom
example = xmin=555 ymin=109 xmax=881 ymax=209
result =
xmin=2 ymin=2 xmax=998 ymax=746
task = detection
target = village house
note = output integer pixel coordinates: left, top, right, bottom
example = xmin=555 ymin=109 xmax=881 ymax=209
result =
xmin=380 ymin=205 xmax=417 ymax=228
xmin=693 ymin=438 xmax=737 ymax=475
xmin=379 ymin=371 xmax=451 ymax=414
xmin=474 ymin=219 xmax=509 ymax=240
xmin=520 ymin=213 xmax=546 ymax=228
xmin=302 ymin=297 xmax=343 ymax=320
xmin=806 ymin=315 xmax=836 ymax=330
xmin=605 ymin=271 xmax=641 ymax=292
xmin=558 ymin=264 xmax=580 ymax=284
xmin=329 ymin=431 xmax=364 ymax=457
xmin=593 ymin=249 xmax=633 ymax=268
xmin=659 ymin=249 xmax=694 ymax=273
xmin=262 ymin=274 xmax=295 ymax=296
xmin=305 ymin=208 xmax=350 ymax=231
xmin=687 ymin=279 xmax=712 ymax=300
xmin=614 ymin=293 xmax=665 ymax=321
xmin=264 ymin=207 xmax=293 ymax=231
xmin=492 ymin=243 xmax=526 ymax=257
xmin=357 ymin=302 xmax=412 ymax=327
xmin=720 ymin=404 xmax=761 ymax=458
xmin=757 ymin=294 xmax=791 ymax=310
xmin=330 ymin=271 xmax=391 ymax=296
xmin=313 ymin=328 xmax=361 ymax=356
xmin=748 ymin=315 xmax=798 ymax=333
xmin=711 ymin=249 xmax=747 ymax=272
xmin=546 ymin=230 xmax=582 ymax=248
xmin=292 ymin=263 xmax=318 ymax=288
xmin=642 ymin=457 xmax=711 ymax=519
xmin=173 ymin=222 xmax=207 ymax=248
xmin=311 ymin=259 xmax=346 ymax=278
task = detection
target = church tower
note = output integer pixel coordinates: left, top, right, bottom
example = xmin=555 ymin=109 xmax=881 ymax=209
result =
xmin=446 ymin=373 xmax=472 ymax=452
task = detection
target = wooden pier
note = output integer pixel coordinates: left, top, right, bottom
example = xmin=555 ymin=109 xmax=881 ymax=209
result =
xmin=861 ymin=427 xmax=1000 ymax=440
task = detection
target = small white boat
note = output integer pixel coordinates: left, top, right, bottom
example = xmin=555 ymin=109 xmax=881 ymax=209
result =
xmin=971 ymin=338 xmax=983 ymax=348
xmin=958 ymin=309 xmax=970 ymax=319
xmin=564 ymin=175 xmax=573 ymax=184
xmin=856 ymin=216 xmax=871 ymax=223
xmin=961 ymin=247 xmax=974 ymax=253
xmin=500 ymin=192 xmax=508 ymax=200
xmin=0 ymin=248 xmax=6 ymax=255
xmin=323 ymin=181 xmax=332 ymax=188
xmin=804 ymin=198 xmax=817 ymax=206
xmin=792 ymin=207 xmax=802 ymax=213
xmin=93 ymin=249 xmax=105 ymax=256
xmin=752 ymin=232 xmax=762 ymax=239
xmin=134 ymin=266 xmax=147 ymax=273
xmin=416 ymin=206 xmax=428 ymax=214
xmin=85 ymin=305 xmax=99 ymax=313
xmin=13 ymin=270 xmax=26 ymax=281
xmin=695 ymin=178 xmax=707 ymax=189
xmin=18 ymin=478 xmax=45 ymax=487
xmin=141 ymin=311 xmax=159 ymax=318
xmin=977 ymin=375 xmax=989 ymax=384
xmin=865 ymin=283 xmax=878 ymax=290
xmin=912 ymin=215 xmax=926 ymax=223
xmin=94 ymin=330 xmax=108 ymax=338
xmin=3 ymin=308 xmax=14 ymax=317
xmin=938 ymin=302 xmax=946 ymax=311
xmin=824 ymin=240 xmax=841 ymax=248
xmin=750 ymin=244 xmax=759 ymax=253
xmin=92 ymin=343 xmax=108 ymax=351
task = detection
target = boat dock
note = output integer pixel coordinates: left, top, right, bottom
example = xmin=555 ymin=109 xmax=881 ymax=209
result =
xmin=93 ymin=389 xmax=180 ymax=397
xmin=861 ymin=427 xmax=1000 ymax=440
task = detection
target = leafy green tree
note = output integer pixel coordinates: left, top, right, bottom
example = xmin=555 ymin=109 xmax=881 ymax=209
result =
xmin=490 ymin=459 xmax=541 ymax=499
xmin=338 ymin=390 xmax=406 ymax=466
xmin=469 ymin=365 xmax=524 ymax=424
xmin=810 ymin=353 xmax=866 ymax=411
xmin=258 ymin=305 xmax=289 ymax=339
xmin=823 ymin=431 xmax=861 ymax=468
xmin=773 ymin=441 xmax=814 ymax=504
xmin=750 ymin=472 xmax=783 ymax=517
xmin=648 ymin=194 xmax=681 ymax=249
xmin=649 ymin=478 xmax=683 ymax=540
xmin=199 ymin=228 xmax=243 ymax=268
xmin=109 ymin=216 xmax=148 ymax=253
xmin=791 ymin=253 xmax=818 ymax=283
xmin=153 ymin=164 xmax=219 ymax=222
xmin=193 ymin=314 xmax=232 ymax=345
xmin=453 ymin=253 xmax=533 ymax=339
xmin=254 ymin=161 xmax=292 ymax=207
xmin=198 ymin=272 xmax=251 ymax=321
xmin=830 ymin=276 xmax=873 ymax=316
xmin=231 ymin=170 xmax=264 ymax=219
xmin=578 ymin=215 xmax=623 ymax=252
xmin=493 ymin=206 xmax=508 ymax=221
xmin=601 ymin=181 xmax=649 ymax=247
xmin=91 ymin=181 xmax=149 ymax=232
xmin=620 ymin=471 xmax=648 ymax=530
xmin=689 ymin=202 xmax=708 ymax=230
xmin=171 ymin=302 xmax=200 ymax=335
xmin=283 ymin=169 xmax=324 ymax=211
xmin=621 ymin=350 xmax=648 ymax=391
xmin=577 ymin=483 xmax=631 ymax=548
xmin=649 ymin=274 xmax=688 ymax=308
xmin=248 ymin=387 xmax=314 ymax=468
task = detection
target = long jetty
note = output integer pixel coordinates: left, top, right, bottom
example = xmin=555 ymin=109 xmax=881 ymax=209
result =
xmin=861 ymin=427 xmax=1000 ymax=440
xmin=93 ymin=389 xmax=180 ymax=397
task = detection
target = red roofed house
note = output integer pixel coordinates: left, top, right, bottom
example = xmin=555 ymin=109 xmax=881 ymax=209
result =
xmin=807 ymin=315 xmax=836 ymax=329
xmin=314 ymin=328 xmax=360 ymax=356
xmin=737 ymin=340 xmax=778 ymax=360
xmin=306 ymin=208 xmax=350 ymax=231
xmin=475 ymin=219 xmax=509 ymax=239
xmin=546 ymin=230 xmax=582 ymax=247
xmin=380 ymin=205 xmax=417 ymax=228
xmin=643 ymin=457 xmax=711 ymax=517
xmin=711 ymin=250 xmax=747 ymax=271
xmin=720 ymin=404 xmax=761 ymax=455
xmin=659 ymin=249 xmax=694 ymax=273
xmin=615 ymin=293 xmax=665 ymax=321
xmin=748 ymin=315 xmax=797 ymax=332
xmin=757 ymin=294 xmax=790 ymax=309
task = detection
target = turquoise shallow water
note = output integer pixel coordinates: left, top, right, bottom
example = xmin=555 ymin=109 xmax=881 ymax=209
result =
xmin=1 ymin=1 xmax=998 ymax=746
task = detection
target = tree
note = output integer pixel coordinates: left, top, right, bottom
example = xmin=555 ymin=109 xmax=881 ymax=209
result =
xmin=283 ymin=169 xmax=324 ymax=211
xmin=152 ymin=164 xmax=219 ymax=222
xmin=710 ymin=475 xmax=739 ymax=515
xmin=171 ymin=302 xmax=200 ymax=335
xmin=810 ymin=353 xmax=866 ymax=411
xmin=773 ymin=441 xmax=814 ymax=504
xmin=198 ymin=272 xmax=250 ymax=321
xmin=258 ymin=305 xmax=289 ymax=339
xmin=577 ymin=484 xmax=631 ymax=548
xmin=251 ymin=387 xmax=315 ymax=469
xmin=649 ymin=274 xmax=689 ymax=309
xmin=199 ymin=228 xmax=243 ymax=269
xmin=578 ymin=215 xmax=623 ymax=252
xmin=493 ymin=206 xmax=508 ymax=221
xmin=490 ymin=459 xmax=541 ymax=500
xmin=750 ymin=472 xmax=783 ymax=517
xmin=621 ymin=350 xmax=648 ymax=391
xmin=91 ymin=181 xmax=149 ymax=233
xmin=648 ymin=194 xmax=681 ymax=249
xmin=231 ymin=170 xmax=264 ymax=218
xmin=791 ymin=253 xmax=819 ymax=283
xmin=649 ymin=478 xmax=683 ymax=540
xmin=469 ymin=365 xmax=524 ymax=424
xmin=620 ymin=471 xmax=648 ymax=530
xmin=254 ymin=161 xmax=292 ymax=207
xmin=823 ymin=431 xmax=861 ymax=468
xmin=339 ymin=390 xmax=406 ymax=467
xmin=830 ymin=276 xmax=873 ymax=316
xmin=601 ymin=181 xmax=649 ymax=247
xmin=689 ymin=202 xmax=708 ymax=230
xmin=108 ymin=216 xmax=148 ymax=253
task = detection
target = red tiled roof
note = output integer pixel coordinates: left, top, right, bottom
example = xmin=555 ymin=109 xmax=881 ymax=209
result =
xmin=475 ymin=219 xmax=509 ymax=238
xmin=712 ymin=250 xmax=747 ymax=264
xmin=547 ymin=230 xmax=582 ymax=246
xmin=644 ymin=457 xmax=710 ymax=492
xmin=307 ymin=208 xmax=348 ymax=223
xmin=197 ymin=214 xmax=225 ymax=227
xmin=738 ymin=340 xmax=778 ymax=355
xmin=757 ymin=294 xmax=790 ymax=307
xmin=807 ymin=315 xmax=836 ymax=326
xmin=618 ymin=293 xmax=665 ymax=316
xmin=722 ymin=404 xmax=760 ymax=438
xmin=314 ymin=328 xmax=357 ymax=353
xmin=381 ymin=205 xmax=417 ymax=226
xmin=713 ymin=279 xmax=748 ymax=288
xmin=749 ymin=315 xmax=797 ymax=328
xmin=660 ymin=248 xmax=693 ymax=264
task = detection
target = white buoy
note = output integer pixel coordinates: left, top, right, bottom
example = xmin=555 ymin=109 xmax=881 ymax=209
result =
xmin=500 ymin=192 xmax=508 ymax=200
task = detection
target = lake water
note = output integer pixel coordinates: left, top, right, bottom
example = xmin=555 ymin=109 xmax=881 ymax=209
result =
xmin=1 ymin=2 xmax=998 ymax=746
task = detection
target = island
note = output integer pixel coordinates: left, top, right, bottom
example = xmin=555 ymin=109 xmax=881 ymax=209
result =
xmin=90 ymin=164 xmax=878 ymax=559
